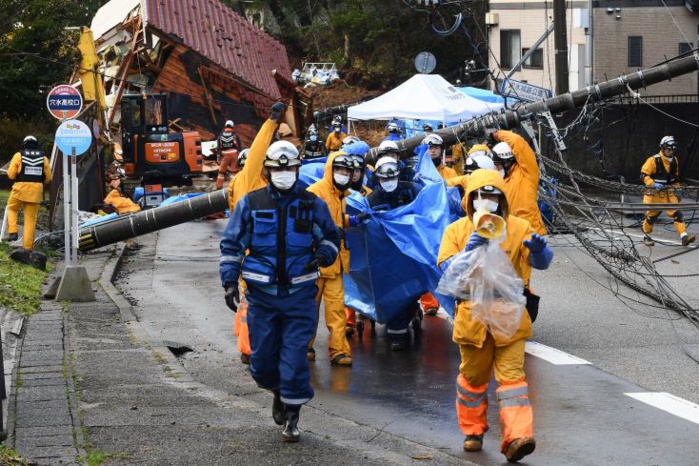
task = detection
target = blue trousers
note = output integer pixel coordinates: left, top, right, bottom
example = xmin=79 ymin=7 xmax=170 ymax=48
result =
xmin=386 ymin=301 xmax=419 ymax=339
xmin=246 ymin=285 xmax=318 ymax=407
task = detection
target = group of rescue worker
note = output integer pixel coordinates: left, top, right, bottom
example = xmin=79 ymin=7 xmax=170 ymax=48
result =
xmin=217 ymin=105 xmax=555 ymax=461
xmin=216 ymin=103 xmax=696 ymax=461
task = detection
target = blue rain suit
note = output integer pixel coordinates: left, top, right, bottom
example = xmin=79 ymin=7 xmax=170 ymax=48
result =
xmin=220 ymin=184 xmax=341 ymax=407
xmin=366 ymin=181 xmax=423 ymax=339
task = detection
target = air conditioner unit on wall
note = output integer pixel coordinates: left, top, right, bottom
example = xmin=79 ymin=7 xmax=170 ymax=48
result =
xmin=486 ymin=13 xmax=499 ymax=26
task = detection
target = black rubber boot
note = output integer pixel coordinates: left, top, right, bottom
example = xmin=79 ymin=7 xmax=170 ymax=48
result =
xmin=281 ymin=407 xmax=300 ymax=442
xmin=272 ymin=390 xmax=285 ymax=426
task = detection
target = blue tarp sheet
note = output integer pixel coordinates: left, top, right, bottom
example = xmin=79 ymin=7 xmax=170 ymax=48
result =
xmin=343 ymin=151 xmax=460 ymax=322
xmin=456 ymin=86 xmax=506 ymax=104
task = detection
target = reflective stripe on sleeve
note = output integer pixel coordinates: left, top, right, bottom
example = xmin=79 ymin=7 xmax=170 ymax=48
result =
xmin=220 ymin=255 xmax=244 ymax=264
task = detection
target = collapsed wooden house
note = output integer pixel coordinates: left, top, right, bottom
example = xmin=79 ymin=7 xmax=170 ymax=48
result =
xmin=91 ymin=0 xmax=310 ymax=145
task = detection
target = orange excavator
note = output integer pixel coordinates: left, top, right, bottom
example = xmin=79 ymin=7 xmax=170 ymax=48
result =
xmin=119 ymin=93 xmax=202 ymax=186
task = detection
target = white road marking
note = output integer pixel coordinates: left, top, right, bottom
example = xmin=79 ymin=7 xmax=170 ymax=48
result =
xmin=525 ymin=341 xmax=591 ymax=365
xmin=625 ymin=392 xmax=699 ymax=425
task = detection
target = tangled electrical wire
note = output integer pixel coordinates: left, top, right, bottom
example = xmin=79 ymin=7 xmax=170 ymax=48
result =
xmin=529 ymin=102 xmax=699 ymax=329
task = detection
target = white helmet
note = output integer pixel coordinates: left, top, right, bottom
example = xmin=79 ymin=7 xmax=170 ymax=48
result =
xmin=237 ymin=149 xmax=249 ymax=168
xmin=378 ymin=140 xmax=400 ymax=156
xmin=387 ymin=122 xmax=400 ymax=133
xmin=264 ymin=140 xmax=300 ymax=167
xmin=464 ymin=153 xmax=495 ymax=174
xmin=23 ymin=135 xmax=38 ymax=147
xmin=342 ymin=135 xmax=361 ymax=148
xmin=491 ymin=142 xmax=515 ymax=162
xmin=225 ymin=120 xmax=234 ymax=127
xmin=660 ymin=136 xmax=676 ymax=149
xmin=422 ymin=133 xmax=444 ymax=148
xmin=374 ymin=156 xmax=400 ymax=179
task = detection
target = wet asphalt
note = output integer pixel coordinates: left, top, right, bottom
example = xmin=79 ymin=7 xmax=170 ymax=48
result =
xmin=113 ymin=217 xmax=699 ymax=465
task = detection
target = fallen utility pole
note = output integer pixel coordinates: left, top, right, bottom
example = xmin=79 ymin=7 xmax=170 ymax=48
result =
xmin=374 ymin=53 xmax=699 ymax=160
xmin=79 ymin=55 xmax=699 ymax=252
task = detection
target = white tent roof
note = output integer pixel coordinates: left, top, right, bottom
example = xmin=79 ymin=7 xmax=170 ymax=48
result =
xmin=348 ymin=74 xmax=502 ymax=121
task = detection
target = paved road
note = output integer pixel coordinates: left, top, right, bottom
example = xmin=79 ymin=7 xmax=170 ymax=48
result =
xmin=115 ymin=218 xmax=699 ymax=465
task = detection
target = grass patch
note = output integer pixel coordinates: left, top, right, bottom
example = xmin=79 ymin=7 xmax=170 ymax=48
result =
xmin=0 ymin=242 xmax=48 ymax=316
xmin=86 ymin=450 xmax=130 ymax=466
xmin=0 ymin=443 xmax=29 ymax=465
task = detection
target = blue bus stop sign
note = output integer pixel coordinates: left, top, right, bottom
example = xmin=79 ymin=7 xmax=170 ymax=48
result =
xmin=55 ymin=120 xmax=92 ymax=156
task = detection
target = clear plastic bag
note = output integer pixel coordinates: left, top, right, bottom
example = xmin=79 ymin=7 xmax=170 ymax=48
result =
xmin=436 ymin=234 xmax=526 ymax=339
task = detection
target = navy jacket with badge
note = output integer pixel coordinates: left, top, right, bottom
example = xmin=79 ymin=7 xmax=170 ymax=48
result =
xmin=220 ymin=183 xmax=341 ymax=296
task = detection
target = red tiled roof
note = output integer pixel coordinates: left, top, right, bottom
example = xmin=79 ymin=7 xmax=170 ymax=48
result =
xmin=146 ymin=0 xmax=292 ymax=100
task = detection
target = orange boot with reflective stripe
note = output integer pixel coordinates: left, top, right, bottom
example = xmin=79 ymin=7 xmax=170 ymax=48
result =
xmin=496 ymin=381 xmax=535 ymax=461
xmin=455 ymin=374 xmax=489 ymax=450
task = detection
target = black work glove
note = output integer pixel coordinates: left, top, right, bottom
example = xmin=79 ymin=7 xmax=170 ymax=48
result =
xmin=224 ymin=286 xmax=239 ymax=312
xmin=270 ymin=102 xmax=286 ymax=123
xmin=314 ymin=245 xmax=336 ymax=268
xmin=485 ymin=128 xmax=498 ymax=146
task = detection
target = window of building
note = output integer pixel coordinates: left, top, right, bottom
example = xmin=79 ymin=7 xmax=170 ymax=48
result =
xmin=628 ymin=36 xmax=643 ymax=67
xmin=522 ymin=48 xmax=543 ymax=69
xmin=500 ymin=30 xmax=521 ymax=69
xmin=679 ymin=42 xmax=693 ymax=55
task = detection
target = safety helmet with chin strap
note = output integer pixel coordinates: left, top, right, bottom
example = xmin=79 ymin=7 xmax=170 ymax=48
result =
xmin=23 ymin=135 xmax=38 ymax=148
xmin=374 ymin=156 xmax=400 ymax=179
xmin=465 ymin=153 xmax=495 ymax=174
xmin=237 ymin=149 xmax=249 ymax=169
xmin=660 ymin=136 xmax=676 ymax=149
xmin=422 ymin=133 xmax=444 ymax=149
xmin=264 ymin=141 xmax=301 ymax=168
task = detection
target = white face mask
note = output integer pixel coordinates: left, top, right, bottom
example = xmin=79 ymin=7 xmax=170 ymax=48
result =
xmin=270 ymin=171 xmax=297 ymax=190
xmin=473 ymin=198 xmax=499 ymax=213
xmin=333 ymin=173 xmax=350 ymax=187
xmin=310 ymin=135 xmax=317 ymax=142
xmin=380 ymin=178 xmax=399 ymax=193
xmin=498 ymin=169 xmax=506 ymax=178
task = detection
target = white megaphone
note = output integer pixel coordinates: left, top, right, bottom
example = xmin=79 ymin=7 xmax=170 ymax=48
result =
xmin=473 ymin=209 xmax=506 ymax=240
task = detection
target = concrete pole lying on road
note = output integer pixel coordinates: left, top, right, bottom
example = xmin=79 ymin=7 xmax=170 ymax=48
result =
xmin=78 ymin=54 xmax=699 ymax=252
xmin=78 ymin=189 xmax=229 ymax=252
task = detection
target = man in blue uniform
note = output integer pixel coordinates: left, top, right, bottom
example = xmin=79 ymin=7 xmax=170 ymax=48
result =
xmin=366 ymin=156 xmax=423 ymax=350
xmin=220 ymin=140 xmax=341 ymax=442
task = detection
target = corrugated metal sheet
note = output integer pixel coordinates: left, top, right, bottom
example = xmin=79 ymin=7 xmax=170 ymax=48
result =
xmin=146 ymin=0 xmax=292 ymax=100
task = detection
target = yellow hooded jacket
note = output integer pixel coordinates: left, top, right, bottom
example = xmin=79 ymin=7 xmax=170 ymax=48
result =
xmin=307 ymin=152 xmax=351 ymax=278
xmin=437 ymin=169 xmax=535 ymax=347
xmin=7 ymin=152 xmax=52 ymax=203
xmin=227 ymin=119 xmax=279 ymax=213
xmin=494 ymin=130 xmax=546 ymax=235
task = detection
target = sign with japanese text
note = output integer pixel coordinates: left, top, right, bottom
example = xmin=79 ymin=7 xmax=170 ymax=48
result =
xmin=500 ymin=78 xmax=552 ymax=103
xmin=55 ymin=120 xmax=92 ymax=156
xmin=47 ymin=85 xmax=83 ymax=120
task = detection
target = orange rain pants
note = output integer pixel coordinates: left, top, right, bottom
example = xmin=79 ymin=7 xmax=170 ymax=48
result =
xmin=456 ymin=334 xmax=533 ymax=453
